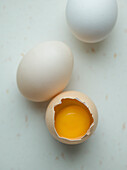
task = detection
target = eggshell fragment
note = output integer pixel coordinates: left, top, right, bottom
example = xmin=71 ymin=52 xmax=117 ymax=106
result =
xmin=17 ymin=41 xmax=73 ymax=102
xmin=45 ymin=91 xmax=98 ymax=145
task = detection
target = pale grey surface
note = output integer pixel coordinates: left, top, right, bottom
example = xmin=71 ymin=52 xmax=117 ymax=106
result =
xmin=0 ymin=0 xmax=127 ymax=170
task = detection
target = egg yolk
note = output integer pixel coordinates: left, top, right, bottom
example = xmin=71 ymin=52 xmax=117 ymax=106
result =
xmin=55 ymin=105 xmax=92 ymax=140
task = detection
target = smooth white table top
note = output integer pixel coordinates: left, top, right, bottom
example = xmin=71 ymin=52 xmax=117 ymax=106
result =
xmin=0 ymin=0 xmax=127 ymax=170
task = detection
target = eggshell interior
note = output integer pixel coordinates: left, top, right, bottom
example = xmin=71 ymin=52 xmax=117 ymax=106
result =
xmin=54 ymin=98 xmax=94 ymax=139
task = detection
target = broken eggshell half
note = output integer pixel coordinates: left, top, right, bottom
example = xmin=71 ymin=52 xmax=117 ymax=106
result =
xmin=45 ymin=91 xmax=98 ymax=145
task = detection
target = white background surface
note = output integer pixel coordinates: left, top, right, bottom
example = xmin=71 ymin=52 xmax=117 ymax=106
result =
xmin=0 ymin=0 xmax=127 ymax=170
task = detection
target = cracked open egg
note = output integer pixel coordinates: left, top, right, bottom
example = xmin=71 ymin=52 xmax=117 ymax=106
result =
xmin=45 ymin=91 xmax=98 ymax=145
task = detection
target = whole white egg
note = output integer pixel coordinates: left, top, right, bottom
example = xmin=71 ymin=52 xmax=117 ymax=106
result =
xmin=66 ymin=0 xmax=118 ymax=43
xmin=17 ymin=41 xmax=73 ymax=102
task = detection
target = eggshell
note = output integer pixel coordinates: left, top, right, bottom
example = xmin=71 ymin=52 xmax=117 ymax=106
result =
xmin=17 ymin=41 xmax=73 ymax=102
xmin=66 ymin=0 xmax=118 ymax=43
xmin=45 ymin=91 xmax=98 ymax=145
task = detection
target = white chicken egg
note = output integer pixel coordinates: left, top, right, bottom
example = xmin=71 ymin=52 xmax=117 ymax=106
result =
xmin=66 ymin=0 xmax=118 ymax=43
xmin=17 ymin=41 xmax=73 ymax=102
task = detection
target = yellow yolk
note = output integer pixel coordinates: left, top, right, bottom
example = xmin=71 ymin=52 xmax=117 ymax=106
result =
xmin=55 ymin=105 xmax=92 ymax=140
